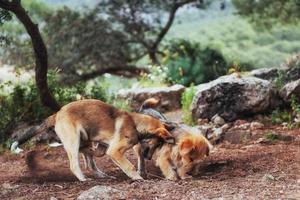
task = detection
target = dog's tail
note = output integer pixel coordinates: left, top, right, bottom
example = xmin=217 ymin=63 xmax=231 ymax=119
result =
xmin=10 ymin=114 xmax=57 ymax=153
xmin=139 ymin=98 xmax=160 ymax=111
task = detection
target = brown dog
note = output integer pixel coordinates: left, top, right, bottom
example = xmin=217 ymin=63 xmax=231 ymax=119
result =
xmin=11 ymin=99 xmax=175 ymax=181
xmin=135 ymin=98 xmax=213 ymax=180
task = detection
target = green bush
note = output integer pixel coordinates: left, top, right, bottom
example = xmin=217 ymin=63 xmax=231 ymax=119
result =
xmin=271 ymin=109 xmax=292 ymax=125
xmin=0 ymin=70 xmax=108 ymax=144
xmin=163 ymin=39 xmax=229 ymax=86
xmin=181 ymin=85 xmax=196 ymax=125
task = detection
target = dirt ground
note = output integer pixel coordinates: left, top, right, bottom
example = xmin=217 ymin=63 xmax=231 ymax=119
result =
xmin=0 ymin=124 xmax=299 ymax=199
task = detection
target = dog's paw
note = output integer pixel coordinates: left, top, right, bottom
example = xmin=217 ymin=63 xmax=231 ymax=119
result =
xmin=180 ymin=175 xmax=193 ymax=180
xmin=79 ymin=177 xmax=92 ymax=182
xmin=132 ymin=174 xmax=144 ymax=181
xmin=166 ymin=175 xmax=178 ymax=181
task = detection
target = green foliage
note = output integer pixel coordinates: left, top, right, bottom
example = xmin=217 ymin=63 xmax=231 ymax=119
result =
xmin=291 ymin=95 xmax=300 ymax=115
xmin=0 ymin=70 xmax=108 ymax=143
xmin=274 ymin=70 xmax=285 ymax=89
xmin=163 ymin=39 xmax=229 ymax=86
xmin=271 ymin=109 xmax=292 ymax=125
xmin=108 ymin=97 xmax=132 ymax=112
xmin=264 ymin=132 xmax=279 ymax=142
xmin=0 ymin=9 xmax=12 ymax=25
xmin=233 ymin=0 xmax=300 ymax=27
xmin=0 ymin=1 xmax=52 ymax=68
xmin=181 ymin=86 xmax=196 ymax=125
xmin=274 ymin=54 xmax=300 ymax=88
xmin=44 ymin=7 xmax=137 ymax=82
xmin=138 ymin=65 xmax=168 ymax=87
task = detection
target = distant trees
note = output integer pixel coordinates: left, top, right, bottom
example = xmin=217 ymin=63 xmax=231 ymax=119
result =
xmin=2 ymin=0 xmax=212 ymax=84
xmin=96 ymin=0 xmax=210 ymax=64
xmin=233 ymin=0 xmax=300 ymax=26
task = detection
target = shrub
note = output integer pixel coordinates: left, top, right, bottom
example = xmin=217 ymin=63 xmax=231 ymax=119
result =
xmin=0 ymin=70 xmax=108 ymax=144
xmin=264 ymin=132 xmax=279 ymax=142
xmin=163 ymin=39 xmax=229 ymax=86
xmin=271 ymin=109 xmax=292 ymax=125
xmin=181 ymin=85 xmax=196 ymax=125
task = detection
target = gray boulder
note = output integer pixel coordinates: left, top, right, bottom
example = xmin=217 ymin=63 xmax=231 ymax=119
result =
xmin=117 ymin=84 xmax=185 ymax=112
xmin=249 ymin=68 xmax=279 ymax=81
xmin=280 ymin=79 xmax=300 ymax=102
xmin=77 ymin=186 xmax=126 ymax=200
xmin=192 ymin=73 xmax=279 ymax=121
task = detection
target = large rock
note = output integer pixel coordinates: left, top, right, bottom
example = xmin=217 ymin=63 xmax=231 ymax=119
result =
xmin=192 ymin=73 xmax=279 ymax=121
xmin=117 ymin=84 xmax=185 ymax=112
xmin=77 ymin=186 xmax=126 ymax=200
xmin=249 ymin=68 xmax=279 ymax=81
xmin=280 ymin=79 xmax=300 ymax=102
xmin=249 ymin=66 xmax=300 ymax=84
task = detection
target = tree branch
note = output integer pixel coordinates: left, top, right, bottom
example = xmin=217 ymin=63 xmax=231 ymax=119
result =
xmin=0 ymin=0 xmax=60 ymax=111
xmin=149 ymin=0 xmax=197 ymax=63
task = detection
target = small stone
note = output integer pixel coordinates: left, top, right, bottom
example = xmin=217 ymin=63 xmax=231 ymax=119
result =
xmin=211 ymin=114 xmax=225 ymax=126
xmin=236 ymin=123 xmax=250 ymax=130
xmin=255 ymin=138 xmax=270 ymax=144
xmin=262 ymin=174 xmax=275 ymax=182
xmin=77 ymin=185 xmax=126 ymax=200
xmin=2 ymin=183 xmax=19 ymax=190
xmin=50 ymin=197 xmax=58 ymax=200
xmin=250 ymin=121 xmax=264 ymax=130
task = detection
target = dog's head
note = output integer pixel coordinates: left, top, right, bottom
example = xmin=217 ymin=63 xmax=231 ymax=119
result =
xmin=141 ymin=127 xmax=175 ymax=160
xmin=172 ymin=133 xmax=212 ymax=179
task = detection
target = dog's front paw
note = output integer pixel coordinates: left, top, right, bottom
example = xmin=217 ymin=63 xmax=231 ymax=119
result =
xmin=79 ymin=177 xmax=92 ymax=182
xmin=180 ymin=174 xmax=193 ymax=180
xmin=166 ymin=175 xmax=178 ymax=181
xmin=131 ymin=172 xmax=144 ymax=181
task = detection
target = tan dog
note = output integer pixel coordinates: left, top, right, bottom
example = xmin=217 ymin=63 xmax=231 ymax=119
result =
xmin=11 ymin=99 xmax=174 ymax=181
xmin=135 ymin=98 xmax=213 ymax=180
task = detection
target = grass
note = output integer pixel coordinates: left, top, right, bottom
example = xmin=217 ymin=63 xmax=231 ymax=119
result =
xmin=181 ymin=85 xmax=197 ymax=125
xmin=264 ymin=132 xmax=279 ymax=142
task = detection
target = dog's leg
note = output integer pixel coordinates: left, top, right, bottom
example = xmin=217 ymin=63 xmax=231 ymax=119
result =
xmin=156 ymin=150 xmax=178 ymax=181
xmin=55 ymin=121 xmax=86 ymax=182
xmin=82 ymin=153 xmax=115 ymax=179
xmin=107 ymin=145 xmax=143 ymax=180
xmin=133 ymin=144 xmax=146 ymax=177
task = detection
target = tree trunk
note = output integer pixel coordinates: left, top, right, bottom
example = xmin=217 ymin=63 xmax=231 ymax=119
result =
xmin=149 ymin=51 xmax=159 ymax=65
xmin=1 ymin=2 xmax=60 ymax=111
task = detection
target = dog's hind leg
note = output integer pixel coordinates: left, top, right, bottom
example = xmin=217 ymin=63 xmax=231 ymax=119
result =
xmin=82 ymin=153 xmax=115 ymax=179
xmin=55 ymin=121 xmax=86 ymax=181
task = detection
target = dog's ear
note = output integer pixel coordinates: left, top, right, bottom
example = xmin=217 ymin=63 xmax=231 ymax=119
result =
xmin=179 ymin=139 xmax=193 ymax=154
xmin=154 ymin=128 xmax=175 ymax=144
